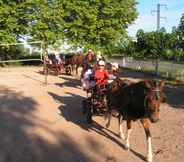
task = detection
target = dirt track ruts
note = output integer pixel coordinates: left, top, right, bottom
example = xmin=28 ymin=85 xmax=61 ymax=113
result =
xmin=0 ymin=67 xmax=183 ymax=162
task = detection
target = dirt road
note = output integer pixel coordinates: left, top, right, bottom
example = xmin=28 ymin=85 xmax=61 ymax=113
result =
xmin=0 ymin=67 xmax=183 ymax=162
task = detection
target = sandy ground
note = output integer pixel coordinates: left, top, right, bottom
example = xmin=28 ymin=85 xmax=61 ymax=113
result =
xmin=0 ymin=66 xmax=183 ymax=162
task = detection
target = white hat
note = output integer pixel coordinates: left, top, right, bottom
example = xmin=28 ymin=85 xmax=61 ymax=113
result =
xmin=98 ymin=60 xmax=105 ymax=66
xmin=88 ymin=49 xmax=93 ymax=52
xmin=112 ymin=62 xmax=119 ymax=69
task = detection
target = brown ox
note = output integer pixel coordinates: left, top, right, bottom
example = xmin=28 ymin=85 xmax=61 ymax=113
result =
xmin=105 ymin=80 xmax=166 ymax=162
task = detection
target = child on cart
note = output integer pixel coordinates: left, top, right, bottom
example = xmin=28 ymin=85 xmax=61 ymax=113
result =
xmin=95 ymin=60 xmax=108 ymax=83
xmin=94 ymin=60 xmax=109 ymax=93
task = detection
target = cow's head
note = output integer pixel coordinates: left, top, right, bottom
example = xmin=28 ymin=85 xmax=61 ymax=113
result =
xmin=144 ymin=80 xmax=166 ymax=123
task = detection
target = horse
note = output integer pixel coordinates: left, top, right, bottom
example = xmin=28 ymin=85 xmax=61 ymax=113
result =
xmin=105 ymin=80 xmax=166 ymax=162
xmin=82 ymin=77 xmax=131 ymax=123
xmin=67 ymin=51 xmax=97 ymax=76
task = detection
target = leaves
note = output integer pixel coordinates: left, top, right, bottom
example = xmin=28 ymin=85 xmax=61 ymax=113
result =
xmin=0 ymin=0 xmax=138 ymax=52
xmin=61 ymin=0 xmax=138 ymax=50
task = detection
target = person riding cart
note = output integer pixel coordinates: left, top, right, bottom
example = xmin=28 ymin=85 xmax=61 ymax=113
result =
xmin=90 ymin=60 xmax=109 ymax=107
xmin=82 ymin=60 xmax=119 ymax=123
xmin=94 ymin=60 xmax=109 ymax=88
xmin=81 ymin=48 xmax=97 ymax=77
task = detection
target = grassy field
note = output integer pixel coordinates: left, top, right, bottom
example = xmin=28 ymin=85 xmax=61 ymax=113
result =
xmin=110 ymin=58 xmax=184 ymax=81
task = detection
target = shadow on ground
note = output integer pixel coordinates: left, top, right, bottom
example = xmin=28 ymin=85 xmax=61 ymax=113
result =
xmin=48 ymin=91 xmax=146 ymax=162
xmin=55 ymin=76 xmax=81 ymax=88
xmin=37 ymin=70 xmax=71 ymax=77
xmin=0 ymin=86 xmax=99 ymax=162
xmin=164 ymin=84 xmax=184 ymax=109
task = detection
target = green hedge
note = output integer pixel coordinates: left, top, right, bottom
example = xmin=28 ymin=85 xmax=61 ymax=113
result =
xmin=0 ymin=55 xmax=42 ymax=66
xmin=18 ymin=55 xmax=42 ymax=65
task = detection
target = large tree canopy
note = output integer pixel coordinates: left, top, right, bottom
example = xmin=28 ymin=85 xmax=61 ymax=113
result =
xmin=0 ymin=0 xmax=138 ymax=51
xmin=61 ymin=0 xmax=138 ymax=50
xmin=0 ymin=0 xmax=64 ymax=47
xmin=0 ymin=0 xmax=29 ymax=42
xmin=27 ymin=0 xmax=64 ymax=48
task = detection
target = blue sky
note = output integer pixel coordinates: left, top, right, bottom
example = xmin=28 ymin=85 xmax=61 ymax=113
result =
xmin=127 ymin=0 xmax=184 ymax=37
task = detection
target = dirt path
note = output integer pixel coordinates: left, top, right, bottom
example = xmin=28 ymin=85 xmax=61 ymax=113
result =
xmin=0 ymin=67 xmax=183 ymax=162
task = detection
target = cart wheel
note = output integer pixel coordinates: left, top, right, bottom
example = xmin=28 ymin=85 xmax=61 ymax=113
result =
xmin=82 ymin=100 xmax=93 ymax=124
xmin=65 ymin=66 xmax=71 ymax=75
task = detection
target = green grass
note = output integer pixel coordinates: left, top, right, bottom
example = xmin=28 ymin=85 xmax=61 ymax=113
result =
xmin=121 ymin=67 xmax=184 ymax=86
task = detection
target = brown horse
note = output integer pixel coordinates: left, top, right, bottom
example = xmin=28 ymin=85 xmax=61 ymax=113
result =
xmin=68 ymin=52 xmax=96 ymax=76
xmin=71 ymin=53 xmax=85 ymax=75
xmin=105 ymin=80 xmax=166 ymax=162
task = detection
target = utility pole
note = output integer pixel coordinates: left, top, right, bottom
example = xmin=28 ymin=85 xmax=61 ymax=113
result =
xmin=157 ymin=4 xmax=160 ymax=31
xmin=151 ymin=3 xmax=167 ymax=76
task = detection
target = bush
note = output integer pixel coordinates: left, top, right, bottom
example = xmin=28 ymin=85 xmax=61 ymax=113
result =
xmin=18 ymin=55 xmax=42 ymax=65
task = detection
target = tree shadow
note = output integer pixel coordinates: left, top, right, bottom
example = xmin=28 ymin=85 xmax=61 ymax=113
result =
xmin=0 ymin=86 xmax=100 ymax=162
xmin=0 ymin=86 xmax=38 ymax=162
xmin=48 ymin=91 xmax=148 ymax=162
xmin=22 ymin=74 xmax=45 ymax=84
xmin=48 ymin=91 xmax=90 ymax=131
xmin=25 ymin=132 xmax=96 ymax=162
xmin=56 ymin=76 xmax=81 ymax=88
xmin=37 ymin=70 xmax=59 ymax=76
xmin=37 ymin=69 xmax=72 ymax=77
xmin=55 ymin=76 xmax=81 ymax=88
xmin=164 ymin=84 xmax=184 ymax=109
xmin=91 ymin=121 xmax=146 ymax=162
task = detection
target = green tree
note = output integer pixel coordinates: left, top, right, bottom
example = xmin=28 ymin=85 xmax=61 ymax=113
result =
xmin=135 ymin=29 xmax=168 ymax=59
xmin=177 ymin=13 xmax=184 ymax=50
xmin=159 ymin=27 xmax=166 ymax=33
xmin=172 ymin=26 xmax=177 ymax=33
xmin=22 ymin=0 xmax=65 ymax=50
xmin=0 ymin=0 xmax=64 ymax=49
xmin=61 ymin=0 xmax=138 ymax=51
xmin=0 ymin=1 xmax=28 ymax=43
xmin=0 ymin=0 xmax=138 ymax=54
xmin=136 ymin=29 xmax=146 ymax=57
